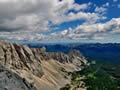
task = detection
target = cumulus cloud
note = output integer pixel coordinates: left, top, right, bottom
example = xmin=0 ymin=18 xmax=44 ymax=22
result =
xmin=0 ymin=0 xmax=56 ymax=32
xmin=0 ymin=0 xmax=105 ymax=32
xmin=53 ymin=12 xmax=104 ymax=25
xmin=95 ymin=7 xmax=107 ymax=15
xmin=113 ymin=0 xmax=118 ymax=2
xmin=103 ymin=2 xmax=109 ymax=7
xmin=45 ymin=18 xmax=120 ymax=41
xmin=0 ymin=31 xmax=46 ymax=41
xmin=118 ymin=4 xmax=120 ymax=8
xmin=95 ymin=2 xmax=109 ymax=16
xmin=1 ymin=18 xmax=120 ymax=42
xmin=66 ymin=18 xmax=120 ymax=40
xmin=0 ymin=0 xmax=116 ymax=42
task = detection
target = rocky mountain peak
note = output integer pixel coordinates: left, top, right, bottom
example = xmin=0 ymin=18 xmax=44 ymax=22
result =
xmin=0 ymin=40 xmax=87 ymax=90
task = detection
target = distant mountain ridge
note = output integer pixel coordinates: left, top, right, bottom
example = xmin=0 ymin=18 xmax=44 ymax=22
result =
xmin=27 ymin=43 xmax=120 ymax=65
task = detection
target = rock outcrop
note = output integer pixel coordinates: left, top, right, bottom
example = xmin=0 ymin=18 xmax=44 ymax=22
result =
xmin=0 ymin=40 xmax=88 ymax=90
xmin=0 ymin=64 xmax=36 ymax=90
xmin=0 ymin=41 xmax=44 ymax=78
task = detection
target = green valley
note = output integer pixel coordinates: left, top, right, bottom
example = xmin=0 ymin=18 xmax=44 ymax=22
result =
xmin=61 ymin=60 xmax=120 ymax=90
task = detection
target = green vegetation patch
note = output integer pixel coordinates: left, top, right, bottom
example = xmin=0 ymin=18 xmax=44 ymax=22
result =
xmin=80 ymin=60 xmax=120 ymax=90
xmin=60 ymin=60 xmax=120 ymax=90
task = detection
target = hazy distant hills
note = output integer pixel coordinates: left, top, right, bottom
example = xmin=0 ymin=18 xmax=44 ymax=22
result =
xmin=71 ymin=43 xmax=120 ymax=64
xmin=27 ymin=43 xmax=120 ymax=65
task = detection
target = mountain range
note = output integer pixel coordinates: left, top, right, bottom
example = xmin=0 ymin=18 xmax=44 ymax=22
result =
xmin=0 ymin=40 xmax=88 ymax=90
xmin=27 ymin=43 xmax=120 ymax=65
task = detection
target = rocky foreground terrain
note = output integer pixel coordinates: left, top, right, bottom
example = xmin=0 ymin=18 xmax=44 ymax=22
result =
xmin=0 ymin=40 xmax=88 ymax=90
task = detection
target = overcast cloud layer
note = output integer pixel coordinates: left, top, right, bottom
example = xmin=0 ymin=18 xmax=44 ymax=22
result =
xmin=0 ymin=0 xmax=120 ymax=43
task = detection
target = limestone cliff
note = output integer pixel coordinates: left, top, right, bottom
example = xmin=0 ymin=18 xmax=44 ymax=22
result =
xmin=0 ymin=40 xmax=87 ymax=90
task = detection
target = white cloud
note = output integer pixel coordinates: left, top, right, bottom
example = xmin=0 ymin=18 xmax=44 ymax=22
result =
xmin=0 ymin=31 xmax=46 ymax=41
xmin=0 ymin=0 xmax=111 ymax=42
xmin=95 ymin=7 xmax=107 ymax=15
xmin=103 ymin=2 xmax=109 ymax=7
xmin=67 ymin=18 xmax=120 ymax=40
xmin=118 ymin=4 xmax=120 ymax=8
xmin=52 ymin=11 xmax=104 ymax=25
xmin=72 ymin=3 xmax=88 ymax=11
xmin=0 ymin=0 xmax=104 ymax=32
xmin=1 ymin=18 xmax=120 ymax=42
xmin=0 ymin=0 xmax=57 ymax=32
xmin=113 ymin=0 xmax=118 ymax=2
xmin=44 ymin=18 xmax=120 ymax=41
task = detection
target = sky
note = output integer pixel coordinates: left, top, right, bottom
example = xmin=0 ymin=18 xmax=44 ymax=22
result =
xmin=0 ymin=0 xmax=120 ymax=43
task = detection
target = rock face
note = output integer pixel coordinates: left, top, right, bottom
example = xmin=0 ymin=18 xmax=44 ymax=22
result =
xmin=0 ymin=64 xmax=36 ymax=90
xmin=0 ymin=41 xmax=44 ymax=78
xmin=0 ymin=40 xmax=88 ymax=90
